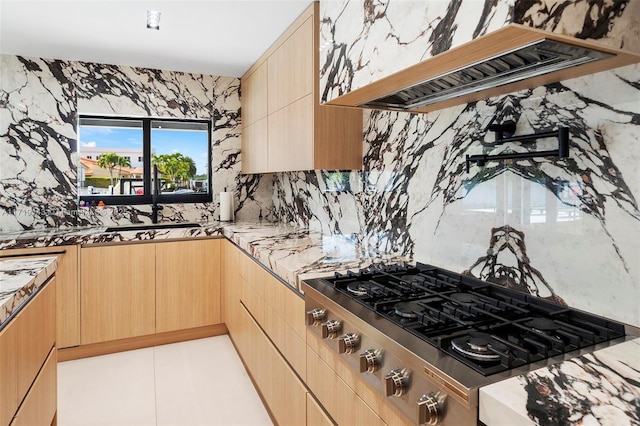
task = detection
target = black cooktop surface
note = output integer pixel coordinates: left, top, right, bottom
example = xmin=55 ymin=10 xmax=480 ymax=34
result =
xmin=324 ymin=263 xmax=625 ymax=375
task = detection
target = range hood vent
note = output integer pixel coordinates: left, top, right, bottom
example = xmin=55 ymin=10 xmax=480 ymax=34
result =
xmin=359 ymin=39 xmax=613 ymax=110
xmin=325 ymin=25 xmax=640 ymax=114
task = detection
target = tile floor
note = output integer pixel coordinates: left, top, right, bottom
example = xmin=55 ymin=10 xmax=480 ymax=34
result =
xmin=57 ymin=335 xmax=273 ymax=426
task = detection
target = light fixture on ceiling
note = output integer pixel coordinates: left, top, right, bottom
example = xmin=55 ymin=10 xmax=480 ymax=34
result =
xmin=147 ymin=10 xmax=161 ymax=30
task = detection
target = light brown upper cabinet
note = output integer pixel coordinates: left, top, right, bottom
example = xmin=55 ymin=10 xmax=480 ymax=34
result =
xmin=241 ymin=2 xmax=363 ymax=173
xmin=267 ymin=16 xmax=313 ymax=112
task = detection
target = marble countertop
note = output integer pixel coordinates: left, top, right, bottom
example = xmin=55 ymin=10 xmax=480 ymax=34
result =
xmin=0 ymin=221 xmax=408 ymax=292
xmin=480 ymin=338 xmax=640 ymax=425
xmin=0 ymin=256 xmax=57 ymax=328
xmin=1 ymin=221 xmax=638 ymax=425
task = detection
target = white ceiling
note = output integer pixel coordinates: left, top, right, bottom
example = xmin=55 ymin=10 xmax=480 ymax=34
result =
xmin=0 ymin=0 xmax=314 ymax=77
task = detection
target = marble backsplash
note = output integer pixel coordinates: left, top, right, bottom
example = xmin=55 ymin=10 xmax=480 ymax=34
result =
xmin=273 ymin=63 xmax=640 ymax=326
xmin=0 ymin=54 xmax=273 ymax=231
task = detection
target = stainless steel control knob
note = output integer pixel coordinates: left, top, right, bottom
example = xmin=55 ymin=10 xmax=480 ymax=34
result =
xmin=337 ymin=333 xmax=360 ymax=354
xmin=384 ymin=368 xmax=410 ymax=397
xmin=306 ymin=308 xmax=326 ymax=326
xmin=321 ymin=319 xmax=342 ymax=339
xmin=417 ymin=393 xmax=444 ymax=425
xmin=358 ymin=349 xmax=381 ymax=373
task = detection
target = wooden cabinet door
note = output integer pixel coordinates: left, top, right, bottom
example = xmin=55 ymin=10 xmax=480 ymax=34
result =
xmin=263 ymin=270 xmax=306 ymax=379
xmin=16 ymin=278 xmax=56 ymax=402
xmin=80 ymin=244 xmax=156 ymax=345
xmin=0 ymin=321 xmax=18 ymax=426
xmin=242 ymin=61 xmax=268 ymax=127
xmin=221 ymin=240 xmax=240 ymax=330
xmin=268 ymin=94 xmax=314 ymax=172
xmin=268 ymin=15 xmax=313 ymax=113
xmin=56 ymin=245 xmax=79 ymax=348
xmin=155 ymin=239 xmax=221 ymax=333
xmin=241 ymin=118 xmax=269 ymax=174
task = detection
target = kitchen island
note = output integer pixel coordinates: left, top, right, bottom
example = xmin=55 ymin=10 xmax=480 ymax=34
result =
xmin=0 ymin=255 xmax=58 ymax=426
xmin=0 ymin=256 xmax=57 ymax=328
xmin=0 ymin=222 xmax=638 ymax=425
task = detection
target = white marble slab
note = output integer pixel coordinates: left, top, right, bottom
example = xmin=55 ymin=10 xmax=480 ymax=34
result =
xmin=0 ymin=256 xmax=57 ymax=327
xmin=480 ymin=338 xmax=640 ymax=425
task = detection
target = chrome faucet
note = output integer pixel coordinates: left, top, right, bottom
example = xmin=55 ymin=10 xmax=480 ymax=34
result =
xmin=151 ymin=164 xmax=163 ymax=223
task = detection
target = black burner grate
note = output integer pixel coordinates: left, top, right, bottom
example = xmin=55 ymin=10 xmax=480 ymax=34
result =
xmin=327 ymin=263 xmax=625 ymax=375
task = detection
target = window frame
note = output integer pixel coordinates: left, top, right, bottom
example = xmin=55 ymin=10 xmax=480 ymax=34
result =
xmin=78 ymin=115 xmax=213 ymax=206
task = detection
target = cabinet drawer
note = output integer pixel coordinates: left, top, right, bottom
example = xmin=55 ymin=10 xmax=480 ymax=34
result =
xmin=241 ymin=305 xmax=306 ymax=426
xmin=263 ymin=303 xmax=306 ymax=380
xmin=263 ymin=270 xmax=305 ymax=338
xmin=240 ymin=276 xmax=265 ymax=327
xmin=0 ymin=322 xmax=18 ymax=426
xmin=16 ymin=278 xmax=56 ymax=402
xmin=307 ymin=393 xmax=336 ymax=426
xmin=307 ymin=346 xmax=384 ymax=426
xmin=11 ymin=348 xmax=57 ymax=426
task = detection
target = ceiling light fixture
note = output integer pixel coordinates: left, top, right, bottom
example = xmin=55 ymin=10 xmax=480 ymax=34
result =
xmin=147 ymin=10 xmax=161 ymax=30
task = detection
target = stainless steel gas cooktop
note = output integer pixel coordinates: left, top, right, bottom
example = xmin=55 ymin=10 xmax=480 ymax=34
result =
xmin=302 ymin=262 xmax=630 ymax=425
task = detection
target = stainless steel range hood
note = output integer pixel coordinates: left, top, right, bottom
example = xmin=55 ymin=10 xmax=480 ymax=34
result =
xmin=325 ymin=24 xmax=640 ymax=113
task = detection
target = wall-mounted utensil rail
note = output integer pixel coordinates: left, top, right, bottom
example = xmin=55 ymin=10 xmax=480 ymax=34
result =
xmin=465 ymin=127 xmax=569 ymax=172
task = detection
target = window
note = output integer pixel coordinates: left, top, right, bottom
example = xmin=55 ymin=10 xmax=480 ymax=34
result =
xmin=78 ymin=116 xmax=212 ymax=205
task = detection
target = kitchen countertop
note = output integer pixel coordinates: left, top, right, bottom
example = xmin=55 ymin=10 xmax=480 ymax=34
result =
xmin=1 ymin=222 xmax=638 ymax=425
xmin=0 ymin=221 xmax=408 ymax=292
xmin=0 ymin=256 xmax=57 ymax=329
xmin=480 ymin=338 xmax=640 ymax=425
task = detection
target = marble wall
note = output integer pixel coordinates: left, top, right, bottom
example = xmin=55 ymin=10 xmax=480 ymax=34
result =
xmin=273 ymin=0 xmax=640 ymax=326
xmin=0 ymin=54 xmax=273 ymax=231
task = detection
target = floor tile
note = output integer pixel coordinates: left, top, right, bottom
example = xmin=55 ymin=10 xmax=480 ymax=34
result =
xmin=58 ymin=336 xmax=273 ymax=426
xmin=57 ymin=347 xmax=157 ymax=426
xmin=154 ymin=336 xmax=273 ymax=426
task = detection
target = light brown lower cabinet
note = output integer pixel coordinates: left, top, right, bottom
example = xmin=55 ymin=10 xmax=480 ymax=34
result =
xmin=79 ymin=238 xmax=222 ymax=346
xmin=222 ymin=240 xmax=334 ymax=426
xmin=0 ymin=277 xmax=57 ymax=426
xmin=80 ymin=243 xmax=156 ymax=345
xmin=156 ymin=239 xmax=221 ymax=332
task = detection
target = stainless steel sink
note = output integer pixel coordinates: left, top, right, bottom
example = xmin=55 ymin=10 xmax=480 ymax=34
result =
xmin=104 ymin=222 xmax=202 ymax=232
